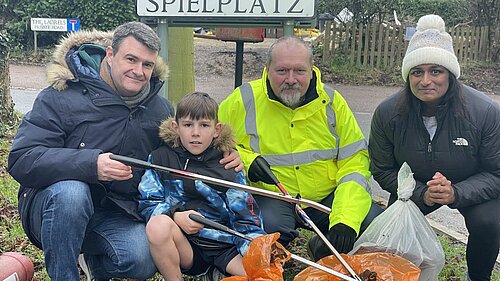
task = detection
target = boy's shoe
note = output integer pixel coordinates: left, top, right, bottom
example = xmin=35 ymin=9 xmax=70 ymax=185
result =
xmin=78 ymin=254 xmax=92 ymax=281
xmin=200 ymin=266 xmax=227 ymax=281
xmin=78 ymin=254 xmax=111 ymax=281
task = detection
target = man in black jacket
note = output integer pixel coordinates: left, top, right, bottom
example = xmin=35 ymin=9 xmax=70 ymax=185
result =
xmin=8 ymin=22 xmax=241 ymax=281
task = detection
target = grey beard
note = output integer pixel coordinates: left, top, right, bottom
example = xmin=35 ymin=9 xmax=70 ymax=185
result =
xmin=278 ymin=90 xmax=303 ymax=109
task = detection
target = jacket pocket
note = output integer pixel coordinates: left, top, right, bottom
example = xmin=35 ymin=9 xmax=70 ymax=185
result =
xmin=66 ymin=124 xmax=90 ymax=149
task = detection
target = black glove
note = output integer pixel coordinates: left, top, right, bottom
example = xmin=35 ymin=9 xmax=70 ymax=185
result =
xmin=307 ymin=223 xmax=357 ymax=261
xmin=326 ymin=223 xmax=357 ymax=253
xmin=247 ymin=156 xmax=277 ymax=184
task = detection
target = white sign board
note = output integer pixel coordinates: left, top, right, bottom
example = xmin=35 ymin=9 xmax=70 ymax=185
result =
xmin=137 ymin=0 xmax=315 ymax=18
xmin=31 ymin=18 xmax=81 ymax=32
xmin=31 ymin=18 xmax=67 ymax=31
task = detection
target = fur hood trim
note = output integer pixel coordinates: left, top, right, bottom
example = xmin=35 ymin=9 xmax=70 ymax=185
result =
xmin=159 ymin=118 xmax=235 ymax=153
xmin=46 ymin=29 xmax=169 ymax=91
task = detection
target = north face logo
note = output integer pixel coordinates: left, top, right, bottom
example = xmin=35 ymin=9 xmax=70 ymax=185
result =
xmin=452 ymin=137 xmax=469 ymax=146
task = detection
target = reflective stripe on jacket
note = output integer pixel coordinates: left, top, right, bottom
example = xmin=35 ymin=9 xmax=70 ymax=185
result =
xmin=219 ymin=66 xmax=372 ymax=233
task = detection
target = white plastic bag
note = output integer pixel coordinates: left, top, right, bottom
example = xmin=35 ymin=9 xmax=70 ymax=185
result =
xmin=350 ymin=162 xmax=445 ymax=280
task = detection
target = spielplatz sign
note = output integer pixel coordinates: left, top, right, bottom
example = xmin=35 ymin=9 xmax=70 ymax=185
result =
xmin=137 ymin=0 xmax=316 ymax=23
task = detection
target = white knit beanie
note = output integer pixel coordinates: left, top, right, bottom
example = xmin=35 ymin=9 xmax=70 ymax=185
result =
xmin=402 ymin=14 xmax=460 ymax=81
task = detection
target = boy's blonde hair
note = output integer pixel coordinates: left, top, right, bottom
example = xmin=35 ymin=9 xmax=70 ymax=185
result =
xmin=175 ymin=92 xmax=218 ymax=123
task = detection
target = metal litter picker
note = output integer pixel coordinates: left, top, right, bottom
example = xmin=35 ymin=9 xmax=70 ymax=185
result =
xmin=109 ymin=154 xmax=330 ymax=213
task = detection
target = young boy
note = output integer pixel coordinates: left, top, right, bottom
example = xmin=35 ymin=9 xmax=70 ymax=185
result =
xmin=138 ymin=92 xmax=266 ymax=281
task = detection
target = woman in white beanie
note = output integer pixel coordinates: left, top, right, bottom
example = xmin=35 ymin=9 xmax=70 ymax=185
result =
xmin=368 ymin=14 xmax=500 ymax=281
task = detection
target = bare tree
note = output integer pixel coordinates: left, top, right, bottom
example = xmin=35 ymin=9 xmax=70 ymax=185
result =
xmin=0 ymin=32 xmax=17 ymax=137
xmin=468 ymin=0 xmax=499 ymax=62
xmin=469 ymin=0 xmax=499 ymax=26
xmin=318 ymin=0 xmax=401 ymax=24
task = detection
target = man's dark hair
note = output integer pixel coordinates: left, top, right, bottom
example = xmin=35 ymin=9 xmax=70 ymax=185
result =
xmin=176 ymin=92 xmax=219 ymax=123
xmin=112 ymin=22 xmax=160 ymax=53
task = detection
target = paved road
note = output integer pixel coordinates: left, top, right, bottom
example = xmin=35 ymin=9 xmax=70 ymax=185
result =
xmin=11 ymin=88 xmax=39 ymax=114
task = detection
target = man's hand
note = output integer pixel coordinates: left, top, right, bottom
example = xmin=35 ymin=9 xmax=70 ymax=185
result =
xmin=220 ymin=149 xmax=244 ymax=172
xmin=307 ymin=223 xmax=357 ymax=261
xmin=326 ymin=223 xmax=357 ymax=253
xmin=425 ymin=172 xmax=455 ymax=205
xmin=97 ymin=153 xmax=133 ymax=181
xmin=173 ymin=210 xmax=204 ymax=235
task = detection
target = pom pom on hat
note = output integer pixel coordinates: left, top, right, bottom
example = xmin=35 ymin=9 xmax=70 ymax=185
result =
xmin=402 ymin=14 xmax=460 ymax=81
xmin=417 ymin=14 xmax=446 ymax=32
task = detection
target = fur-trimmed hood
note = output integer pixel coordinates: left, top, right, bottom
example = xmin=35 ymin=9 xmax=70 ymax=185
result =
xmin=158 ymin=118 xmax=235 ymax=154
xmin=46 ymin=29 xmax=169 ymax=91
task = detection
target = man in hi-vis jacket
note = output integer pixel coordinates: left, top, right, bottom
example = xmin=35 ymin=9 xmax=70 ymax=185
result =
xmin=219 ymin=36 xmax=382 ymax=261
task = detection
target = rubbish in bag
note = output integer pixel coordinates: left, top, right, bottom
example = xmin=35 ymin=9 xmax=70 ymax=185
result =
xmin=222 ymin=233 xmax=292 ymax=281
xmin=294 ymin=252 xmax=420 ymax=281
xmin=359 ymin=269 xmax=377 ymax=281
xmin=349 ymin=162 xmax=445 ymax=280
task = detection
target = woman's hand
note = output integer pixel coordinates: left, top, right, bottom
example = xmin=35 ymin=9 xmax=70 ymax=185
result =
xmin=425 ymin=172 xmax=456 ymax=205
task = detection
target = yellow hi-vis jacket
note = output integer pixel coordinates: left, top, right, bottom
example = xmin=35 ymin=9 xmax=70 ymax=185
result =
xmin=218 ymin=67 xmax=371 ymax=234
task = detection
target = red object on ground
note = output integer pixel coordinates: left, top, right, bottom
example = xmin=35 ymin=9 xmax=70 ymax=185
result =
xmin=0 ymin=252 xmax=35 ymax=281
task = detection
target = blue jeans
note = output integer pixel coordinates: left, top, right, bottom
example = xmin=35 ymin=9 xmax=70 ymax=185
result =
xmin=27 ymin=180 xmax=157 ymax=280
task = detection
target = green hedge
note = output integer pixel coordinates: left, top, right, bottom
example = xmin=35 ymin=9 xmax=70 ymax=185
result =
xmin=1 ymin=0 xmax=137 ymax=51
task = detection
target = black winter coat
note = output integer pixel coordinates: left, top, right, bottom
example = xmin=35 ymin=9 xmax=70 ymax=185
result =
xmin=369 ymin=85 xmax=500 ymax=214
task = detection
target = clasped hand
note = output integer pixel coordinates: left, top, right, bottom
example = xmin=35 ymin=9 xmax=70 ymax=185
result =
xmin=424 ymin=172 xmax=455 ymax=206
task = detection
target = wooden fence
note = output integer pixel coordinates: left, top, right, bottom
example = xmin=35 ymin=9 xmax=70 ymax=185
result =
xmin=322 ymin=22 xmax=500 ymax=68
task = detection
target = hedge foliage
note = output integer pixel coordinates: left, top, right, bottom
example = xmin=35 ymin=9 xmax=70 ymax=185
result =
xmin=0 ymin=0 xmax=137 ymax=51
xmin=317 ymin=0 xmax=498 ymax=27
